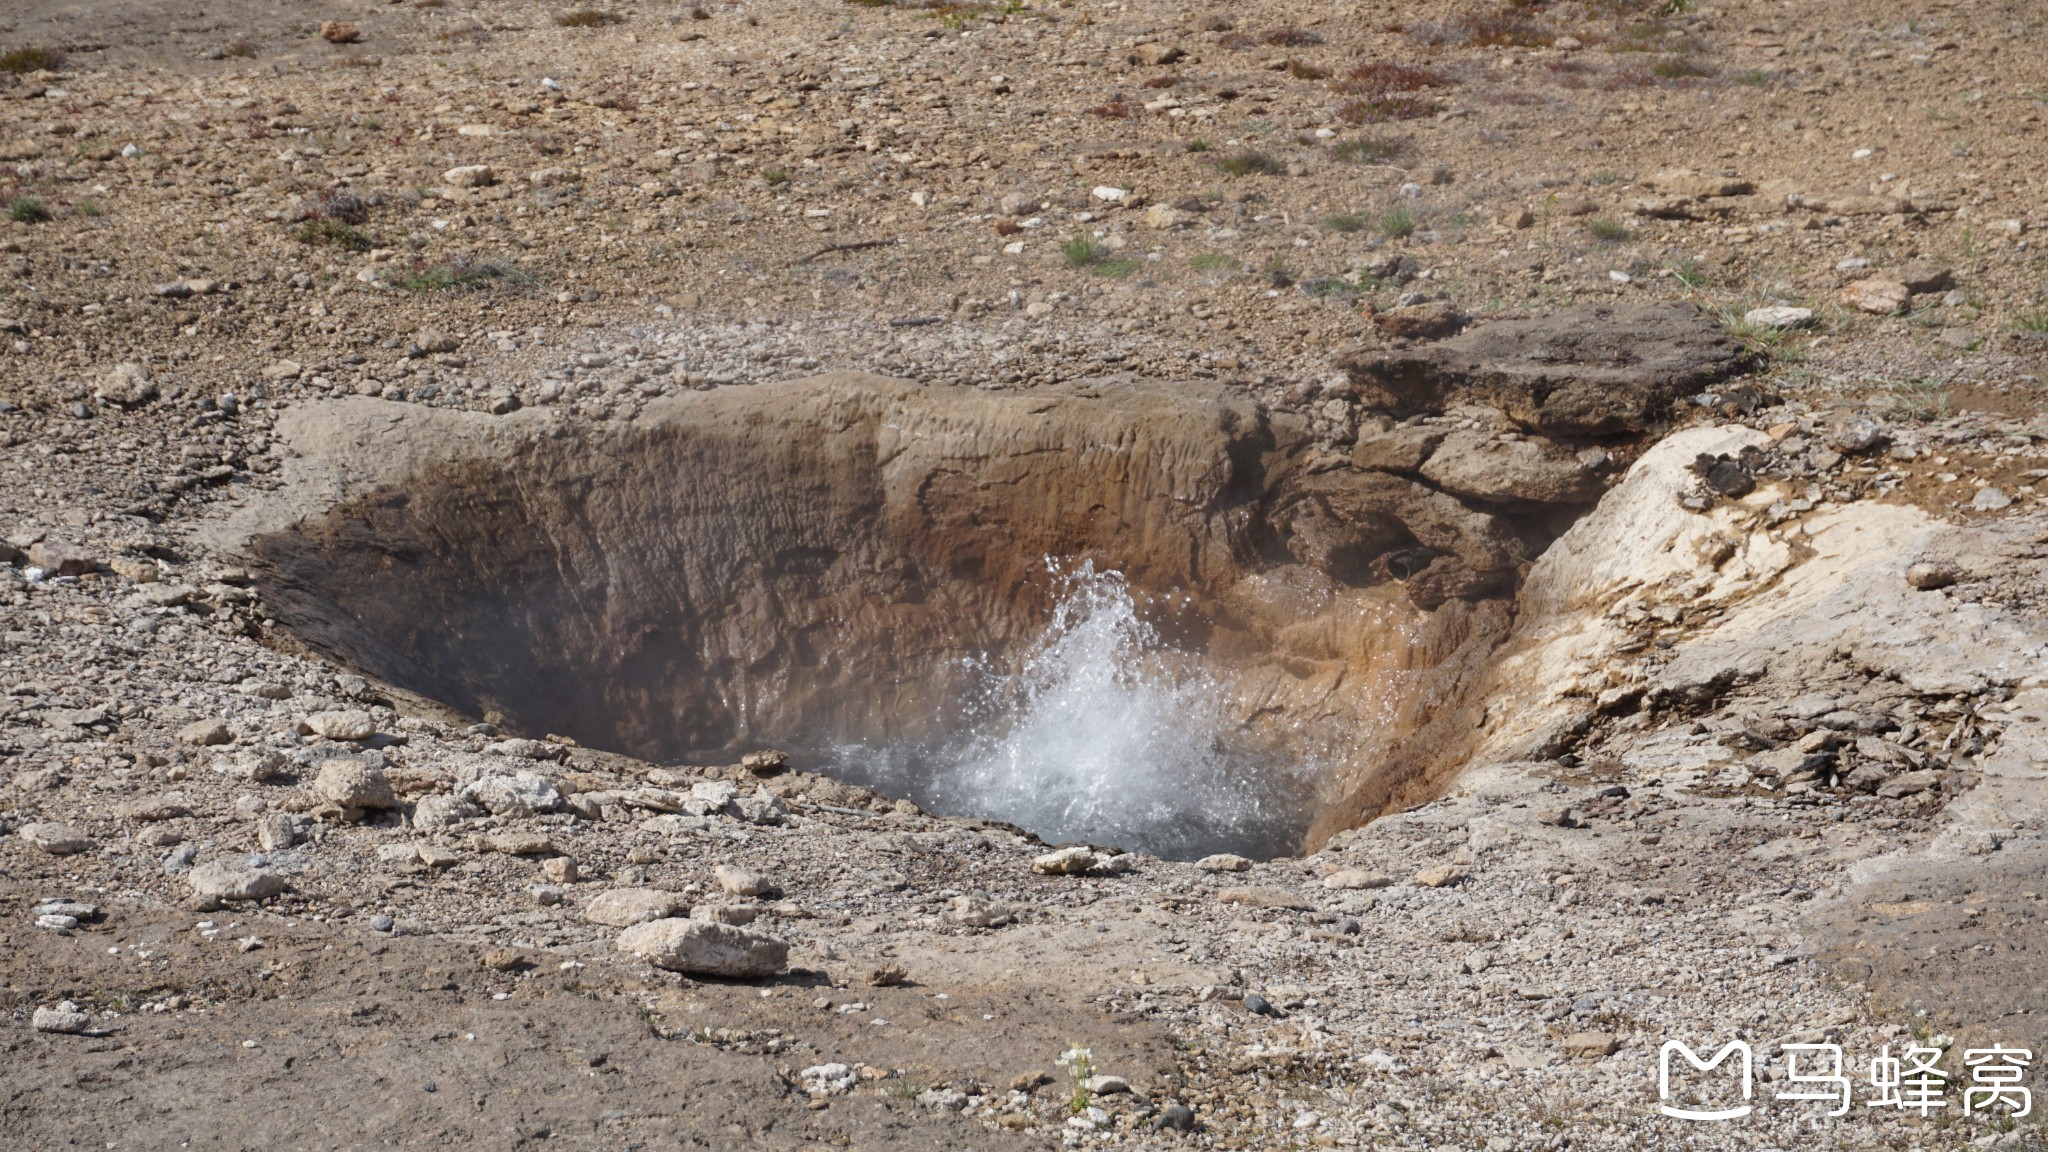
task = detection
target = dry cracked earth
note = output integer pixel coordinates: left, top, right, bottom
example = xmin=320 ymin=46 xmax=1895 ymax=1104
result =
xmin=3 ymin=0 xmax=2048 ymax=1149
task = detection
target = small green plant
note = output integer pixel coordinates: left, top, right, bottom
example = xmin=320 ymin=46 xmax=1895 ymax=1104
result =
xmin=2014 ymin=310 xmax=2048 ymax=335
xmin=1186 ymin=137 xmax=1211 ymax=152
xmin=1332 ymin=135 xmax=1409 ymax=164
xmin=0 ymin=46 xmax=65 ymax=74
xmin=555 ymin=8 xmax=625 ymax=27
xmin=763 ymin=168 xmax=791 ymax=186
xmin=1587 ymin=217 xmax=1632 ymax=242
xmin=7 ymin=197 xmax=52 ymax=224
xmin=1669 ymin=259 xmax=1708 ymax=289
xmin=76 ymin=200 xmax=102 ymax=218
xmin=1651 ymin=56 xmax=1716 ymax=80
xmin=382 ymin=257 xmax=528 ymax=293
xmin=884 ymin=1076 xmax=927 ymax=1100
xmin=1730 ymin=68 xmax=1772 ymax=87
xmin=1189 ymin=251 xmax=1234 ymax=272
xmin=1056 ymin=1046 xmax=1095 ymax=1115
xmin=1379 ymin=202 xmax=1416 ymax=239
xmin=1063 ymin=235 xmax=1108 ymax=267
xmin=293 ymin=219 xmax=373 ymax=251
xmin=1586 ymin=170 xmax=1624 ymax=186
xmin=1320 ymin=212 xmax=1367 ymax=233
xmin=1214 ymin=149 xmax=1280 ymax=176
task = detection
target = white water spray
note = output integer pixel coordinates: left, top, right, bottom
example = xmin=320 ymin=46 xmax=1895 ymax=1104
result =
xmin=828 ymin=561 xmax=1316 ymax=860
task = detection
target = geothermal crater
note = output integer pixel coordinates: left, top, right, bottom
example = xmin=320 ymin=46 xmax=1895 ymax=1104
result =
xmin=247 ymin=304 xmax=1740 ymax=858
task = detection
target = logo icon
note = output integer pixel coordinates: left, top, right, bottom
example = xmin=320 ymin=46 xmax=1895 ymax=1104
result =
xmin=1659 ymin=1040 xmax=1755 ymax=1121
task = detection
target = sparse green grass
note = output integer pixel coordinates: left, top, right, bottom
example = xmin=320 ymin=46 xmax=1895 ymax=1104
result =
xmin=1651 ymin=56 xmax=1716 ymax=79
xmin=1186 ymin=137 xmax=1211 ymax=152
xmin=2015 ymin=310 xmax=2048 ymax=335
xmin=1063 ymin=235 xmax=1109 ymax=267
xmin=76 ymin=200 xmax=103 ymax=218
xmin=1331 ymin=135 xmax=1410 ymax=164
xmin=291 ymin=219 xmax=374 ymax=251
xmin=764 ymin=168 xmax=792 ymax=186
xmin=381 ymin=257 xmax=528 ymax=293
xmin=555 ymin=8 xmax=626 ymax=27
xmin=1320 ymin=212 xmax=1368 ymax=233
xmin=1189 ymin=252 xmax=1235 ymax=272
xmin=1379 ymin=203 xmax=1417 ymax=239
xmin=1586 ymin=170 xmax=1625 ymax=186
xmin=1587 ymin=217 xmax=1632 ymax=242
xmin=1885 ymin=377 xmax=1951 ymax=420
xmin=1214 ymin=149 xmax=1281 ymax=176
xmin=0 ymin=46 xmax=65 ymax=74
xmin=1730 ymin=68 xmax=1773 ymax=87
xmin=1669 ymin=259 xmax=1709 ymax=289
xmin=7 ymin=197 xmax=52 ymax=224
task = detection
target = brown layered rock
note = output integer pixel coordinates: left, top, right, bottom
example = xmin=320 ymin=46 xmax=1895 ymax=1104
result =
xmin=1338 ymin=303 xmax=1743 ymax=434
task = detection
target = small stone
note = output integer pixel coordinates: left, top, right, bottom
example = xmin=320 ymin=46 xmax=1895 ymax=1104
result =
xmin=946 ymin=894 xmax=1013 ymax=927
xmin=370 ymin=914 xmax=396 ymax=932
xmin=1830 ymin=416 xmax=1889 ymax=454
xmin=262 ymin=359 xmax=304 ymax=381
xmin=1906 ymin=561 xmax=1957 ymax=591
xmin=1841 ymin=278 xmax=1910 ymax=315
xmin=583 ymin=888 xmax=687 ymax=927
xmin=1154 ymin=1103 xmax=1198 ymax=1132
xmin=1413 ymin=864 xmax=1469 ymax=888
xmin=1878 ymin=769 xmax=1944 ymax=799
xmin=318 ymin=20 xmax=361 ymax=43
xmin=867 ymin=963 xmax=909 ymax=987
xmin=1373 ymin=300 xmax=1467 ymax=341
xmin=1536 ymin=805 xmax=1581 ymax=828
xmin=188 ymin=858 xmax=287 ymax=902
xmin=1142 ymin=203 xmax=1190 ymax=230
xmin=480 ymin=946 xmax=525 ymax=971
xmin=1242 ymin=992 xmax=1285 ymax=1018
xmin=27 ymin=540 xmax=97 ymax=575
xmin=740 ymin=749 xmax=789 ymax=775
xmin=713 ymin=863 xmax=775 ymax=897
xmin=1129 ymin=42 xmax=1186 ymax=67
xmin=1322 ymin=869 xmax=1394 ymax=891
xmin=20 ymin=822 xmax=91 ymax=855
xmin=443 ymin=164 xmax=497 ymax=189
xmin=690 ymin=904 xmax=759 ymax=925
xmin=96 ymin=362 xmax=158 ymax=407
xmin=1032 ymin=846 xmax=1098 ymax=875
xmin=313 ymin=759 xmax=396 ymax=809
xmin=1895 ymin=262 xmax=1954 ymax=294
xmin=256 ymin=813 xmax=307 ymax=851
xmin=1743 ymin=305 xmax=1813 ymax=331
xmin=1971 ymin=487 xmax=2013 ymax=512
xmin=1563 ymin=1031 xmax=1619 ymax=1059
xmin=1196 ymin=853 xmax=1253 ymax=872
xmin=178 ymin=719 xmax=234 ymax=747
xmin=919 ymin=1087 xmax=970 ymax=1111
xmin=412 ymin=793 xmax=484 ymax=831
xmin=414 ymin=328 xmax=460 ymax=354
xmin=616 ymin=918 xmax=789 ymax=978
xmin=32 ymin=1003 xmax=92 ymax=1035
xmin=1084 ymin=1075 xmax=1131 ymax=1096
xmin=304 ymin=709 xmax=377 ymax=742
xmin=540 ymin=856 xmax=579 ymax=883
xmin=467 ymin=771 xmax=562 ymax=817
xmin=213 ymin=749 xmax=286 ymax=782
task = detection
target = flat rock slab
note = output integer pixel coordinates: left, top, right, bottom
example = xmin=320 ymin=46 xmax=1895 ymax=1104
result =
xmin=1339 ymin=303 xmax=1744 ymax=434
xmin=617 ymin=918 xmax=788 ymax=978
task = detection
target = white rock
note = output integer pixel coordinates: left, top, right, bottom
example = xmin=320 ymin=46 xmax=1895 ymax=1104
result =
xmin=304 ymin=709 xmax=377 ymax=742
xmin=1972 ymin=487 xmax=2013 ymax=512
xmin=947 ymin=894 xmax=1013 ymax=927
xmin=442 ymin=164 xmax=497 ymax=188
xmin=19 ymin=822 xmax=90 ymax=855
xmin=188 ymin=858 xmax=288 ymax=902
xmin=1032 ymin=846 xmax=1097 ymax=875
xmin=616 ymin=918 xmax=788 ymax=977
xmin=584 ymin=888 xmax=687 ymax=927
xmin=33 ymin=1002 xmax=92 ymax=1034
xmin=1744 ymin=305 xmax=1815 ymax=330
xmin=1090 ymin=185 xmax=1127 ymax=202
xmin=213 ymin=748 xmax=287 ymax=782
xmin=713 ymin=863 xmax=774 ymax=896
xmin=313 ymin=759 xmax=396 ymax=809
xmin=468 ymin=771 xmax=562 ymax=817
xmin=1197 ymin=853 xmax=1254 ymax=872
xmin=412 ymin=793 xmax=484 ymax=831
xmin=1323 ymin=868 xmax=1396 ymax=890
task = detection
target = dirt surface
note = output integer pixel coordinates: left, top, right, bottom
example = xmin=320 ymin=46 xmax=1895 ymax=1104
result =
xmin=5 ymin=0 xmax=2048 ymax=1149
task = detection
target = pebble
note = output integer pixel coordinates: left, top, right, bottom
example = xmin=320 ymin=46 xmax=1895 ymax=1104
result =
xmin=468 ymin=771 xmax=563 ymax=817
xmin=1031 ymin=846 xmax=1098 ymax=875
xmin=1321 ymin=868 xmax=1394 ymax=890
xmin=1195 ymin=853 xmax=1253 ymax=872
xmin=1841 ymin=278 xmax=1910 ymax=315
xmin=1413 ymin=864 xmax=1469 ymax=888
xmin=177 ymin=718 xmax=234 ymax=747
xmin=1906 ymin=561 xmax=1958 ymax=591
xmin=304 ymin=709 xmax=377 ymax=742
xmin=1743 ymin=305 xmax=1814 ymax=330
xmin=583 ymin=888 xmax=688 ymax=927
xmin=313 ymin=759 xmax=397 ymax=809
xmin=188 ymin=858 xmax=288 ymax=902
xmin=1971 ymin=487 xmax=2013 ymax=512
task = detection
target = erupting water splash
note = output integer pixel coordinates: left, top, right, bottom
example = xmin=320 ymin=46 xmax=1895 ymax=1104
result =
xmin=828 ymin=561 xmax=1316 ymax=860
